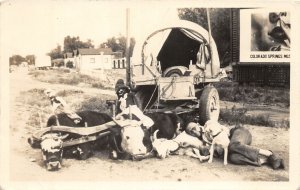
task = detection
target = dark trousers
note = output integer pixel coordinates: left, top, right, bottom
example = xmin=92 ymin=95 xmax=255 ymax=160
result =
xmin=228 ymin=126 xmax=261 ymax=166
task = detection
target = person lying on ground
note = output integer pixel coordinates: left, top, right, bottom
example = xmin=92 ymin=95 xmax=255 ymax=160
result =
xmin=186 ymin=122 xmax=285 ymax=170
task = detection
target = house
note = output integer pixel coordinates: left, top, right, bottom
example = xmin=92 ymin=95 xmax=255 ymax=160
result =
xmin=73 ymin=48 xmax=114 ymax=71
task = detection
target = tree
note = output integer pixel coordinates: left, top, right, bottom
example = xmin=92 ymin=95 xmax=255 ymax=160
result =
xmin=47 ymin=44 xmax=64 ymax=60
xmin=100 ymin=36 xmax=136 ymax=57
xmin=178 ymin=8 xmax=231 ymax=66
xmin=9 ymin=55 xmax=25 ymax=66
xmin=25 ymin=55 xmax=35 ymax=65
xmin=64 ymin=36 xmax=94 ymax=53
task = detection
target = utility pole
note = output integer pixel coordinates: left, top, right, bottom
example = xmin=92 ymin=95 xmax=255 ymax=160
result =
xmin=206 ymin=8 xmax=216 ymax=77
xmin=126 ymin=8 xmax=131 ymax=85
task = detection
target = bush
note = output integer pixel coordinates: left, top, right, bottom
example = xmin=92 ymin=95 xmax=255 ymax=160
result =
xmin=66 ymin=61 xmax=74 ymax=68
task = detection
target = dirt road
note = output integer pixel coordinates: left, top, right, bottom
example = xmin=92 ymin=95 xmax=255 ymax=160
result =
xmin=8 ymin=69 xmax=289 ymax=182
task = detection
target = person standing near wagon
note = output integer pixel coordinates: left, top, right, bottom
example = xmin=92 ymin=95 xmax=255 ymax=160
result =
xmin=45 ymin=89 xmax=82 ymax=124
xmin=114 ymin=79 xmax=154 ymax=129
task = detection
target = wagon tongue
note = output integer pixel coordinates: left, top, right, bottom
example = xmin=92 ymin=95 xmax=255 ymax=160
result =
xmin=32 ymin=121 xmax=117 ymax=140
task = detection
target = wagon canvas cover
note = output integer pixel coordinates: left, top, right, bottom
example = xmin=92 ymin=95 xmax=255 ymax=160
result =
xmin=131 ymin=19 xmax=220 ymax=81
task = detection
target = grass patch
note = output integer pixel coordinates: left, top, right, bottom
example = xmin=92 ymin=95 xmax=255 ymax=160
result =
xmin=56 ymin=89 xmax=84 ymax=97
xmin=29 ymin=69 xmax=114 ymax=90
xmin=77 ymin=95 xmax=113 ymax=115
xmin=219 ymin=107 xmax=274 ymax=127
xmin=219 ymin=106 xmax=289 ymax=128
xmin=18 ymin=88 xmax=49 ymax=108
xmin=215 ymin=82 xmax=289 ymax=107
xmin=18 ymin=88 xmax=115 ymax=129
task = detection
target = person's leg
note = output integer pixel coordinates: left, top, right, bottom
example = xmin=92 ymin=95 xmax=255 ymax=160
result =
xmin=229 ymin=153 xmax=261 ymax=166
xmin=229 ymin=142 xmax=262 ymax=166
xmin=229 ymin=126 xmax=284 ymax=169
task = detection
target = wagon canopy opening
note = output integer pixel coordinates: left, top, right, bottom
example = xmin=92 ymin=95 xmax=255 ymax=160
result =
xmin=160 ymin=28 xmax=206 ymax=72
xmin=143 ymin=28 xmax=208 ymax=72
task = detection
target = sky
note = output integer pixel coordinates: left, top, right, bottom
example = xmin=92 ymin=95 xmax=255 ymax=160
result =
xmin=0 ymin=0 xmax=179 ymax=59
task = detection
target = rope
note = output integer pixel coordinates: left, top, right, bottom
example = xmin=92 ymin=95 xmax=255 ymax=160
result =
xmin=161 ymin=77 xmax=176 ymax=99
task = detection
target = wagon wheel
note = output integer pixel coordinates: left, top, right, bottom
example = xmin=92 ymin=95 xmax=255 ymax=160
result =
xmin=163 ymin=66 xmax=188 ymax=77
xmin=134 ymin=86 xmax=158 ymax=111
xmin=164 ymin=69 xmax=183 ymax=77
xmin=198 ymin=86 xmax=220 ymax=125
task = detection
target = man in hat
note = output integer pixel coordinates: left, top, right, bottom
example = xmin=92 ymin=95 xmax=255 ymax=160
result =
xmin=185 ymin=122 xmax=285 ymax=170
xmin=45 ymin=89 xmax=82 ymax=124
xmin=114 ymin=79 xmax=154 ymax=129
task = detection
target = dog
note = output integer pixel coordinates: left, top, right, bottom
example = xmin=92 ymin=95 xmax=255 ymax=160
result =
xmin=152 ymin=130 xmax=210 ymax=162
xmin=203 ymin=120 xmax=230 ymax=165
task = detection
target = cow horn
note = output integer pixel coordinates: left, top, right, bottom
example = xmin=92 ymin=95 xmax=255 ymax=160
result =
xmin=60 ymin=133 xmax=69 ymax=140
xmin=153 ymin=130 xmax=159 ymax=141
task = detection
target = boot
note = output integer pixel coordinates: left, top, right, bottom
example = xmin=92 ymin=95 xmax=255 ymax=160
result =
xmin=267 ymin=153 xmax=285 ymax=170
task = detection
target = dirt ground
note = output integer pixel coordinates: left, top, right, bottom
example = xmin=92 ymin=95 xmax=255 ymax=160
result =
xmin=8 ymin=68 xmax=289 ymax=182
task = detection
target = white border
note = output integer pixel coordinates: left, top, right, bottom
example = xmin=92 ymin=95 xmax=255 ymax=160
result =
xmin=1 ymin=0 xmax=300 ymax=190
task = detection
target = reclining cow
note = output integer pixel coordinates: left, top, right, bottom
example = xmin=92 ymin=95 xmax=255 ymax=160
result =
xmin=29 ymin=109 xmax=182 ymax=170
xmin=28 ymin=111 xmax=114 ymax=171
xmin=108 ymin=112 xmax=182 ymax=160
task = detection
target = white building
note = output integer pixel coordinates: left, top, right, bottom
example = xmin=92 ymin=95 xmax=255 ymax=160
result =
xmin=73 ymin=48 xmax=114 ymax=71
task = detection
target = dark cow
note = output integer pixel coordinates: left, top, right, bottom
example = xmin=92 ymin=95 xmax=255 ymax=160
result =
xmin=38 ymin=111 xmax=113 ymax=171
xmin=109 ymin=112 xmax=182 ymax=160
xmin=30 ymin=110 xmax=181 ymax=170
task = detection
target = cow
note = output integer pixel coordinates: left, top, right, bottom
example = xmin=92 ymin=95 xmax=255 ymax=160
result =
xmin=108 ymin=112 xmax=182 ymax=160
xmin=30 ymin=111 xmax=182 ymax=170
xmin=33 ymin=111 xmax=113 ymax=171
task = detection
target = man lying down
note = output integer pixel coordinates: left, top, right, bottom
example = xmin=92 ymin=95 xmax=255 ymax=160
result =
xmin=185 ymin=122 xmax=285 ymax=170
xmin=151 ymin=119 xmax=284 ymax=170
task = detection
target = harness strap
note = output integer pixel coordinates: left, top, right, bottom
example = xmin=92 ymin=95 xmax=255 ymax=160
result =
xmin=112 ymin=135 xmax=124 ymax=154
xmin=169 ymin=139 xmax=181 ymax=153
xmin=212 ymin=130 xmax=222 ymax=138
xmin=202 ymin=129 xmax=223 ymax=146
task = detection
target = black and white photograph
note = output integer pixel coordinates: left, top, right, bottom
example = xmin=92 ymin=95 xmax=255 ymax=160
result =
xmin=0 ymin=1 xmax=299 ymax=190
xmin=251 ymin=11 xmax=290 ymax=52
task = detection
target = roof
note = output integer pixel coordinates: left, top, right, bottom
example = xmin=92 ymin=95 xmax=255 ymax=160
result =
xmin=98 ymin=48 xmax=113 ymax=55
xmin=76 ymin=48 xmax=113 ymax=55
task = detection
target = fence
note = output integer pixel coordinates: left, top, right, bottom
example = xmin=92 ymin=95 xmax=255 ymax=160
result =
xmin=112 ymin=58 xmax=126 ymax=69
xmin=233 ymin=64 xmax=290 ymax=87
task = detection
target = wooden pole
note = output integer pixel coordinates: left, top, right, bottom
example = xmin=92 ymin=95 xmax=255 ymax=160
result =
xmin=126 ymin=8 xmax=131 ymax=85
xmin=206 ymin=8 xmax=215 ymax=77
